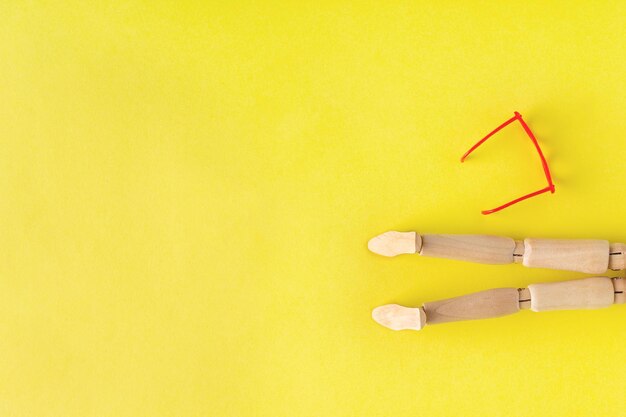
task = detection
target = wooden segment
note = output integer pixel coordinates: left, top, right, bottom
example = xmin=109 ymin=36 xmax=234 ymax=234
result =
xmin=528 ymin=277 xmax=614 ymax=312
xmin=367 ymin=231 xmax=420 ymax=257
xmin=609 ymin=243 xmax=626 ymax=270
xmin=518 ymin=288 xmax=531 ymax=309
xmin=513 ymin=240 xmax=525 ymax=264
xmin=522 ymin=238 xmax=609 ymax=274
xmin=423 ymin=288 xmax=519 ymax=325
xmin=372 ymin=304 xmax=426 ymax=331
xmin=419 ymin=234 xmax=515 ymax=264
xmin=612 ymin=278 xmax=625 ymax=304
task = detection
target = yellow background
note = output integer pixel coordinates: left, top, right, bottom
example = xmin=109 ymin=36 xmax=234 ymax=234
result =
xmin=1 ymin=1 xmax=625 ymax=416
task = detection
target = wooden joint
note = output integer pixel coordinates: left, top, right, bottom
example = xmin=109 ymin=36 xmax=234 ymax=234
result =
xmin=609 ymin=243 xmax=626 ymax=271
xmin=513 ymin=240 xmax=525 ymax=264
xmin=518 ymin=288 xmax=531 ymax=309
xmin=612 ymin=277 xmax=625 ymax=304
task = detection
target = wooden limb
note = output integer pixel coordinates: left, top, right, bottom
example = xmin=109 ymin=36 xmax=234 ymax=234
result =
xmin=368 ymin=231 xmax=623 ymax=273
xmin=373 ymin=276 xmax=624 ymax=332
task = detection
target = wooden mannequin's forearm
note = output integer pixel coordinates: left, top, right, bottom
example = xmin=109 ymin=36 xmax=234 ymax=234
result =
xmin=368 ymin=231 xmax=626 ymax=274
xmin=372 ymin=277 xmax=625 ymax=331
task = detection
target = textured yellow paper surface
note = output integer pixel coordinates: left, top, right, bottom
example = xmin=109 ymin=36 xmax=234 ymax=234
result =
xmin=1 ymin=2 xmax=625 ymax=416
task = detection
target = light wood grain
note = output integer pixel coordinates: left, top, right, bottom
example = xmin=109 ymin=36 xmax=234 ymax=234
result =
xmin=367 ymin=231 xmax=420 ymax=257
xmin=528 ymin=277 xmax=614 ymax=312
xmin=419 ymin=234 xmax=515 ymax=264
xmin=422 ymin=288 xmax=519 ymax=325
xmin=371 ymin=304 xmax=426 ymax=331
xmin=523 ymin=238 xmax=609 ymax=274
xmin=609 ymin=243 xmax=626 ymax=270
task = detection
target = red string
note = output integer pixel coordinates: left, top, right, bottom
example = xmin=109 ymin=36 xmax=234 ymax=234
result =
xmin=461 ymin=112 xmax=555 ymax=215
xmin=460 ymin=114 xmax=519 ymax=163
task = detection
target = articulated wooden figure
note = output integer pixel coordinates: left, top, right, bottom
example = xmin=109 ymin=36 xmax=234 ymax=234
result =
xmin=368 ymin=231 xmax=626 ymax=331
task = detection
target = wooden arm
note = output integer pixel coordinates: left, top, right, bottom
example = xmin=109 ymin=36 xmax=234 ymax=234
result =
xmin=372 ymin=277 xmax=624 ymax=331
xmin=367 ymin=231 xmax=626 ymax=274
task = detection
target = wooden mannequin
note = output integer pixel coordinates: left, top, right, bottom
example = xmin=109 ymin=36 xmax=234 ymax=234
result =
xmin=369 ymin=231 xmax=626 ymax=331
xmin=373 ymin=277 xmax=624 ymax=331
xmin=368 ymin=231 xmax=625 ymax=274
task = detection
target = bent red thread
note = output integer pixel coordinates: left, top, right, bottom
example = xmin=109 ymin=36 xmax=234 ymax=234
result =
xmin=461 ymin=112 xmax=555 ymax=215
